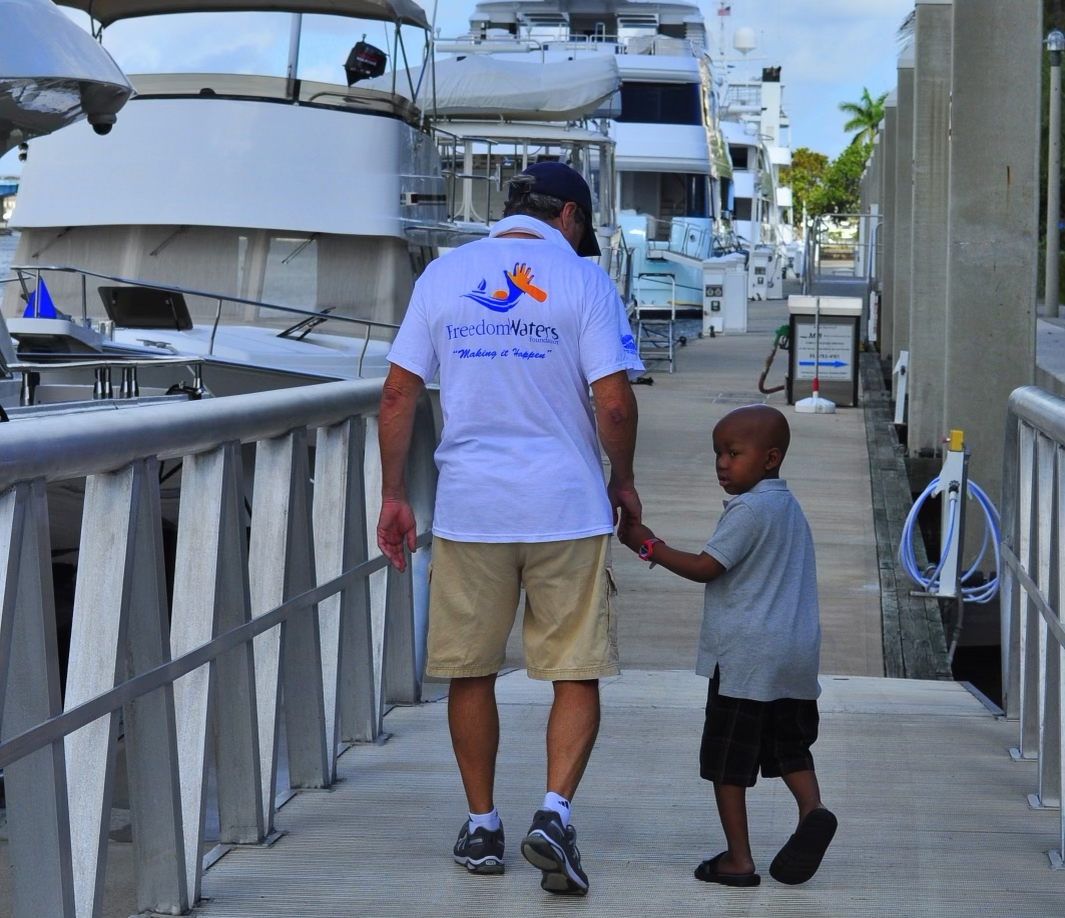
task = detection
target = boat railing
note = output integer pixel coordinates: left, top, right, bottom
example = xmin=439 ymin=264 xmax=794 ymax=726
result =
xmin=1001 ymin=384 xmax=1065 ymax=866
xmin=128 ymin=73 xmax=424 ymax=125
xmin=435 ymin=32 xmax=701 ymax=58
xmin=801 ymin=213 xmax=882 ymax=290
xmin=6 ymin=264 xmax=400 ymax=376
xmin=0 ymin=375 xmax=438 ymax=916
xmin=433 ymin=128 xmax=499 ymax=224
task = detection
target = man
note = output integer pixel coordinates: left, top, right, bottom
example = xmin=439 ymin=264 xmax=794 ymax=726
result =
xmin=376 ymin=162 xmax=642 ymax=897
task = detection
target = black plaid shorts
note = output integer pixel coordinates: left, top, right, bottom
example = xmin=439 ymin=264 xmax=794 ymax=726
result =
xmin=699 ymin=666 xmax=819 ymax=787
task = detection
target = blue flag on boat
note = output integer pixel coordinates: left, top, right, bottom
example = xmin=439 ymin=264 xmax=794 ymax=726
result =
xmin=23 ymin=277 xmax=57 ymax=318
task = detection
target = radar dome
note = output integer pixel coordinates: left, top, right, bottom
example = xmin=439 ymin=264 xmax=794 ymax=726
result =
xmin=733 ymin=27 xmax=757 ymax=55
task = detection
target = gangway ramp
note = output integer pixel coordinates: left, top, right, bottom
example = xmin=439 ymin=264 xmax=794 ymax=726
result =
xmin=195 ymin=671 xmax=1060 ymax=918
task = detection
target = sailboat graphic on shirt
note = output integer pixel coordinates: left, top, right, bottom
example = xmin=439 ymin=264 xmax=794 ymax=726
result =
xmin=464 ymin=263 xmax=548 ymax=312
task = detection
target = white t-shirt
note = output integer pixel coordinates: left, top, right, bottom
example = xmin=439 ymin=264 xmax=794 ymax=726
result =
xmin=387 ymin=215 xmax=643 ymax=542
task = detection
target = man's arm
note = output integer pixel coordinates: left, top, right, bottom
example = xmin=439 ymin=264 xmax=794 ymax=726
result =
xmin=376 ymin=363 xmax=425 ymax=571
xmin=589 ymin=370 xmax=641 ymax=530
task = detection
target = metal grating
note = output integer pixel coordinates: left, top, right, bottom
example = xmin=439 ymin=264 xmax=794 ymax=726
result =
xmin=194 ymin=671 xmax=1064 ymax=918
xmin=711 ymin=392 xmax=769 ymax=404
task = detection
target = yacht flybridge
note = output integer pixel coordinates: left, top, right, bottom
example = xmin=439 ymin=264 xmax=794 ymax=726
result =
xmin=4 ymin=0 xmax=451 ymax=346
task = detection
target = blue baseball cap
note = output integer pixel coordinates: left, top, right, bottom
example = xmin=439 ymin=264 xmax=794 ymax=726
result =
xmin=507 ymin=161 xmax=601 ymax=258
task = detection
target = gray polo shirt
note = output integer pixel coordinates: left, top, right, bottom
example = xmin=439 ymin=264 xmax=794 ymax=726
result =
xmin=696 ymin=478 xmax=821 ymax=702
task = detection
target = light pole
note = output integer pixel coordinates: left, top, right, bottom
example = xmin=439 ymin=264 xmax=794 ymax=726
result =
xmin=1046 ymin=30 xmax=1064 ymax=317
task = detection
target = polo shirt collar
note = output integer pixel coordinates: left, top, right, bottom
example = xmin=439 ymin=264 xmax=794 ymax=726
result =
xmin=749 ymin=478 xmax=788 ymax=493
xmin=723 ymin=478 xmax=788 ymax=507
xmin=489 ymin=215 xmax=574 ymax=253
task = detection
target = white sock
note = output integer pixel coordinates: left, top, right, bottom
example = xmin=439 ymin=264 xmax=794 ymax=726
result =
xmin=542 ymin=792 xmax=571 ymax=828
xmin=468 ymin=807 xmax=501 ymax=833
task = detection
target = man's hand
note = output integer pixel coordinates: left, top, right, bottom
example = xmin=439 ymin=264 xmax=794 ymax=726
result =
xmin=608 ymin=477 xmax=642 ymax=536
xmin=619 ymin=521 xmax=655 ymax=553
xmin=377 ymin=498 xmax=417 ymax=572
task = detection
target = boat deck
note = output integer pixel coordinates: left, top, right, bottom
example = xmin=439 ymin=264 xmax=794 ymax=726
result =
xmin=184 ymin=301 xmax=1062 ymax=918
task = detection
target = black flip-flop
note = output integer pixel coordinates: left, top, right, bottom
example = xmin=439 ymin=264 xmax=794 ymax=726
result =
xmin=694 ymin=852 xmax=761 ymax=887
xmin=768 ymin=807 xmax=838 ymax=885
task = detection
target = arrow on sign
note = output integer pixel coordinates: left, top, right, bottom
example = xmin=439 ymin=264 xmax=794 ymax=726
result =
xmin=798 ymin=360 xmax=847 ymax=368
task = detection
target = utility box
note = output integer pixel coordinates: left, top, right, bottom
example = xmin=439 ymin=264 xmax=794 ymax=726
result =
xmin=786 ymin=295 xmax=861 ymax=407
xmin=747 ymin=247 xmax=774 ymax=300
xmin=702 ymin=253 xmax=747 ymax=336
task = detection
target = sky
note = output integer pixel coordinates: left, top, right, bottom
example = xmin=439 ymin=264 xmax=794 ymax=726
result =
xmin=0 ymin=0 xmax=916 ymax=175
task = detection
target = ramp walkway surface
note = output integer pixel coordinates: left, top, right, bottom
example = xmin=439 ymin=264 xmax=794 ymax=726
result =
xmin=194 ymin=671 xmax=1057 ymax=918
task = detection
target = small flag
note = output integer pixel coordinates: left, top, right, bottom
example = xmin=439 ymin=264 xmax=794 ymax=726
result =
xmin=23 ymin=277 xmax=57 ymax=319
xmin=717 ymin=3 xmax=731 ymax=15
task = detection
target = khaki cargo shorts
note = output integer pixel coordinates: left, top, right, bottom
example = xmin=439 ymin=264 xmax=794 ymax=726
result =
xmin=425 ymin=534 xmax=620 ymax=681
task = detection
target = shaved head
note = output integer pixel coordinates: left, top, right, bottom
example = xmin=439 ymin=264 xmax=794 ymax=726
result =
xmin=716 ymin=405 xmax=791 ymax=458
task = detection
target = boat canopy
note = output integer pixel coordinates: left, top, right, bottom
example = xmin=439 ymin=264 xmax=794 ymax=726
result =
xmin=55 ymin=0 xmax=430 ymax=29
xmin=1 ymin=0 xmax=133 ymax=156
xmin=367 ymin=55 xmax=620 ymax=121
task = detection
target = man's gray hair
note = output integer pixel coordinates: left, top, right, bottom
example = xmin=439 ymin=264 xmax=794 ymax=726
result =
xmin=503 ymin=189 xmax=587 ymax=228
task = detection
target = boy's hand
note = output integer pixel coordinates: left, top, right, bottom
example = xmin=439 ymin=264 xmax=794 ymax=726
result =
xmin=619 ymin=521 xmax=655 ymax=552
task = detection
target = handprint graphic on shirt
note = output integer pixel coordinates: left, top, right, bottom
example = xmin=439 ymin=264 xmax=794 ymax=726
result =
xmin=506 ymin=263 xmax=548 ymax=302
xmin=463 ymin=263 xmax=549 ymax=312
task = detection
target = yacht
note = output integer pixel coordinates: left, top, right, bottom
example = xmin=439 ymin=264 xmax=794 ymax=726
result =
xmin=3 ymin=0 xmax=454 ymax=377
xmin=437 ymin=1 xmax=722 ymax=317
xmin=716 ymin=28 xmax=795 ymax=299
xmin=437 ymin=0 xmax=796 ymax=326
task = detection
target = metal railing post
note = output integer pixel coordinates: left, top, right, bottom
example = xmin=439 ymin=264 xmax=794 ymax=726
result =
xmin=170 ymin=443 xmax=265 ymax=904
xmin=64 ymin=460 xmax=187 ymax=916
xmin=314 ymin=417 xmax=378 ymax=757
xmin=248 ymin=428 xmax=330 ymax=836
xmin=0 ymin=480 xmax=75 ymax=917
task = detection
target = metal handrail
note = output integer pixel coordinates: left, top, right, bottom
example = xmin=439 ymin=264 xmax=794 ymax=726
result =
xmin=1000 ymin=384 xmax=1065 ymax=867
xmin=0 ymin=378 xmax=379 ymax=488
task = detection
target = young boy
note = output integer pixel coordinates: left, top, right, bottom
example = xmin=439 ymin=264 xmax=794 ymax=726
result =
xmin=620 ymin=404 xmax=836 ymax=887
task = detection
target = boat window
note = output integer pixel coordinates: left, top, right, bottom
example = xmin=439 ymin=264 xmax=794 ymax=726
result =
xmin=263 ymin=236 xmax=318 ymax=314
xmin=729 ymin=145 xmax=749 ymax=170
xmin=620 ymin=172 xmax=708 ymax=230
xmin=734 ymin=198 xmax=752 ymax=221
xmin=617 ymin=82 xmax=701 ymax=126
xmin=568 ymin=16 xmax=614 ymax=41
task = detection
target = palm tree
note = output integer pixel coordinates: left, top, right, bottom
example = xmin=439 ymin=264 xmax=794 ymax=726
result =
xmin=838 ymin=88 xmax=889 ymax=146
xmin=898 ymin=9 xmax=915 ymax=50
